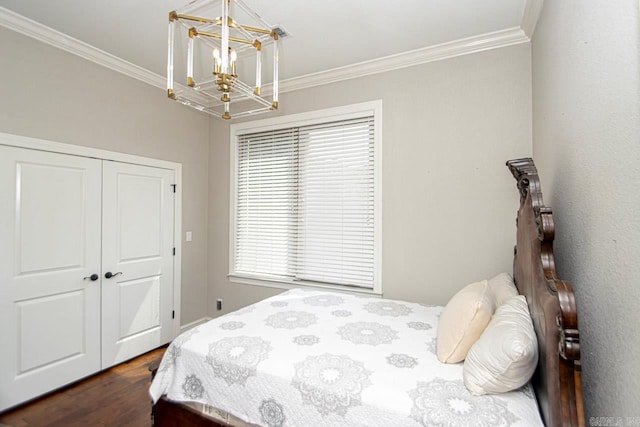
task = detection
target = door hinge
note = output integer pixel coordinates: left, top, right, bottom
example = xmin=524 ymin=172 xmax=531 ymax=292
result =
xmin=172 ymin=310 xmax=175 ymax=319
xmin=171 ymin=184 xmax=177 ymax=193
xmin=173 ymin=247 xmax=176 ymax=256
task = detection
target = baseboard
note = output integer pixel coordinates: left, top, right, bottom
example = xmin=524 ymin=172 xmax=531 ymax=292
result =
xmin=179 ymin=317 xmax=212 ymax=334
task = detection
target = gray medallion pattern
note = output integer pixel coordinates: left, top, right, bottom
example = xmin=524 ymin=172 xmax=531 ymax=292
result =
xmin=159 ymin=344 xmax=181 ymax=372
xmin=408 ymin=379 xmax=517 ymax=427
xmin=270 ymin=301 xmax=289 ymax=307
xmin=331 ymin=310 xmax=352 ymax=317
xmin=292 ymin=353 xmax=372 ymax=417
xmin=425 ymin=337 xmax=437 ymax=354
xmin=259 ymin=398 xmax=286 ymax=427
xmin=293 ymin=335 xmax=320 ymax=346
xmin=265 ymin=311 xmax=318 ymax=329
xmin=160 ymin=328 xmax=198 ymax=372
xmin=302 ymin=294 xmax=345 ymax=307
xmin=387 ymin=353 xmax=418 ymax=369
xmin=338 ymin=322 xmax=398 ymax=346
xmin=205 ymin=336 xmax=272 ymax=385
xmin=182 ymin=374 xmax=205 ymax=399
xmin=220 ymin=321 xmax=245 ymax=330
xmin=407 ymin=321 xmax=432 ymax=330
xmin=364 ymin=301 xmax=412 ymax=317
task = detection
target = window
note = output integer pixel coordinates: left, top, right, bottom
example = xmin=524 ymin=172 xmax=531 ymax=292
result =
xmin=229 ymin=101 xmax=382 ymax=293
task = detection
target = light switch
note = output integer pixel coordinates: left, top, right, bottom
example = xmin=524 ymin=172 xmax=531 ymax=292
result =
xmin=186 ymin=231 xmax=192 ymax=242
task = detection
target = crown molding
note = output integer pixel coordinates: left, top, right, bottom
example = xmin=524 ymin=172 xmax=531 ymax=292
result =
xmin=0 ymin=4 xmax=534 ymax=98
xmin=276 ymin=27 xmax=528 ymax=94
xmin=521 ymin=0 xmax=544 ymax=38
xmin=0 ymin=6 xmax=166 ymax=90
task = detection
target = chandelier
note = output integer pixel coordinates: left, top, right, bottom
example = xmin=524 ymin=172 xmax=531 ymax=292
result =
xmin=167 ymin=0 xmax=281 ymax=120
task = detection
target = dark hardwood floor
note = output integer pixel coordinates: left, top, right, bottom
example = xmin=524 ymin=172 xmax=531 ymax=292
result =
xmin=0 ymin=346 xmax=166 ymax=427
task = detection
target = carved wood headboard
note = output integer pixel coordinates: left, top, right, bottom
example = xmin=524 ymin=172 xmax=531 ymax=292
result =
xmin=507 ymin=158 xmax=585 ymax=427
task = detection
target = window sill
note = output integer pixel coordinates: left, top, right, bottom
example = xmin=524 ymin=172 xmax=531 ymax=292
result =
xmin=227 ymin=273 xmax=382 ymax=297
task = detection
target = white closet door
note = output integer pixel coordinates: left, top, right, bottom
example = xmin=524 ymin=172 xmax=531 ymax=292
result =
xmin=101 ymin=161 xmax=175 ymax=368
xmin=0 ymin=145 xmax=102 ymax=411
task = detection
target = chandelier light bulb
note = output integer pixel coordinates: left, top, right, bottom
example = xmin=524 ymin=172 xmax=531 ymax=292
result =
xmin=229 ymin=49 xmax=237 ymax=76
xmin=213 ymin=48 xmax=221 ymax=74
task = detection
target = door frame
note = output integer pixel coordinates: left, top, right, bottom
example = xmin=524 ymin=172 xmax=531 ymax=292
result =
xmin=0 ymin=131 xmax=182 ymax=339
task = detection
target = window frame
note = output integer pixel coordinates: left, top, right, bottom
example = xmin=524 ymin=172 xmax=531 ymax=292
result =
xmin=229 ymin=100 xmax=383 ymax=295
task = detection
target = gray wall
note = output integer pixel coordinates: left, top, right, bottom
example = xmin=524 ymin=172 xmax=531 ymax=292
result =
xmin=0 ymin=27 xmax=211 ymax=325
xmin=208 ymin=43 xmax=533 ymax=315
xmin=532 ymin=1 xmax=640 ymax=418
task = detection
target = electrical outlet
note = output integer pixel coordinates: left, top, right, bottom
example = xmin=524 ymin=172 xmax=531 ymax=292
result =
xmin=216 ymin=299 xmax=222 ymax=311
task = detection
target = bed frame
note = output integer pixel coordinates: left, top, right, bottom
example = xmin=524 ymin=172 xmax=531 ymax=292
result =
xmin=151 ymin=157 xmax=584 ymax=427
xmin=507 ymin=158 xmax=584 ymax=427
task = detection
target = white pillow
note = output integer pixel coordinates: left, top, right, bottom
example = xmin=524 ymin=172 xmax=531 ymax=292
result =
xmin=463 ymin=295 xmax=538 ymax=395
xmin=437 ymin=280 xmax=496 ymax=363
xmin=487 ymin=273 xmax=518 ymax=307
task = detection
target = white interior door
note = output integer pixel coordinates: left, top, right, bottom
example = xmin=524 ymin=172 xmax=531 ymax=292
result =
xmin=0 ymin=145 xmax=102 ymax=411
xmin=101 ymin=161 xmax=175 ymax=368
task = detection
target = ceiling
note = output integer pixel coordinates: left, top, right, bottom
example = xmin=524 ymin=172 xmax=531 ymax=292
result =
xmin=0 ymin=0 xmax=540 ymax=92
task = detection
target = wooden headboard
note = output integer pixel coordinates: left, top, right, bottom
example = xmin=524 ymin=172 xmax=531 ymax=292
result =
xmin=507 ymin=158 xmax=585 ymax=427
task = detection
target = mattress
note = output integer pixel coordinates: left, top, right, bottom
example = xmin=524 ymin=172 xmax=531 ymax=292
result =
xmin=150 ymin=289 xmax=544 ymax=427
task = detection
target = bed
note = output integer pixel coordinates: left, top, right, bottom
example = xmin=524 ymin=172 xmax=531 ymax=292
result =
xmin=149 ymin=158 xmax=584 ymax=427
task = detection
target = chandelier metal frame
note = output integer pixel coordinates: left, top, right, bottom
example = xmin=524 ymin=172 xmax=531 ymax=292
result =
xmin=167 ymin=0 xmax=280 ymax=120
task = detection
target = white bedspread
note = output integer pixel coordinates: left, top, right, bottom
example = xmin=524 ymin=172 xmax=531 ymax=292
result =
xmin=150 ymin=289 xmax=543 ymax=427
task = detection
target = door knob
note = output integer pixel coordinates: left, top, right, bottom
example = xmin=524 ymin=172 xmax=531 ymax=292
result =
xmin=83 ymin=274 xmax=99 ymax=281
xmin=104 ymin=271 xmax=122 ymax=279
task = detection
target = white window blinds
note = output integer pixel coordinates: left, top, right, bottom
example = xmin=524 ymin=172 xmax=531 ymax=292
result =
xmin=234 ymin=114 xmax=376 ymax=289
